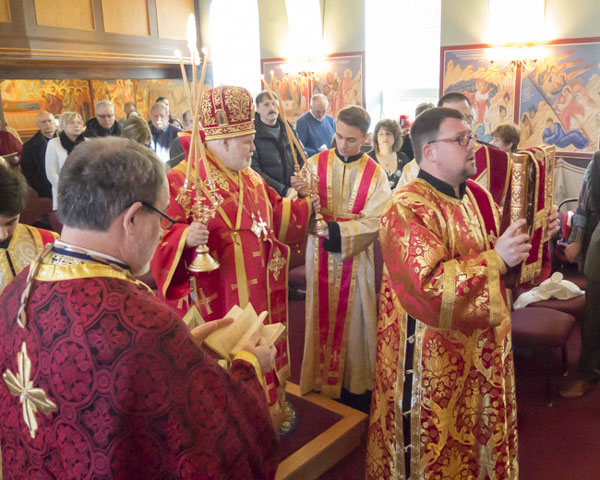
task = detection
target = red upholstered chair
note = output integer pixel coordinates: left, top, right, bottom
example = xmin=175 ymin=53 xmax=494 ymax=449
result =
xmin=19 ymin=186 xmax=52 ymax=227
xmin=528 ymin=294 xmax=585 ymax=323
xmin=511 ymin=306 xmax=577 ymax=405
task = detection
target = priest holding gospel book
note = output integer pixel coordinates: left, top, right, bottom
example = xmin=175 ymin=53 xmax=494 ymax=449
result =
xmin=0 ymin=138 xmax=279 ymax=479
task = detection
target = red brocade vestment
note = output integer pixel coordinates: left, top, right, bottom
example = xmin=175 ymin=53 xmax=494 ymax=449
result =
xmin=151 ymin=150 xmax=312 ymax=424
xmin=0 ymin=250 xmax=278 ymax=479
xmin=366 ymin=175 xmax=518 ymax=479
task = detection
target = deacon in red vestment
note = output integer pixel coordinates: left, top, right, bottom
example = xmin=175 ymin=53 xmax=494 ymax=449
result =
xmin=366 ymin=108 xmax=559 ymax=479
xmin=151 ymin=86 xmax=314 ymax=428
xmin=0 ymin=138 xmax=279 ymax=480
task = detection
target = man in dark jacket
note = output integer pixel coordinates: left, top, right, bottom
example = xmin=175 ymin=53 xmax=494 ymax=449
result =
xmin=251 ymin=91 xmax=305 ymax=197
xmin=149 ymin=102 xmax=181 ymax=165
xmin=84 ymin=100 xmax=121 ymax=138
xmin=20 ymin=111 xmax=57 ymax=199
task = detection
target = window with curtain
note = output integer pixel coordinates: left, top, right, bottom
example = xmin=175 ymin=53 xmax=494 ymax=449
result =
xmin=209 ymin=0 xmax=261 ymax=96
xmin=365 ymin=0 xmax=441 ymax=126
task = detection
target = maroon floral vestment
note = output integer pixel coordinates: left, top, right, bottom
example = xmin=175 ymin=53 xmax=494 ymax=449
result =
xmin=0 ymin=251 xmax=278 ymax=479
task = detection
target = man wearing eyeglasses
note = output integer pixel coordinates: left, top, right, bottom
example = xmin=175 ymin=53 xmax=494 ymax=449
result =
xmin=83 ymin=100 xmax=122 ymax=138
xmin=397 ymin=93 xmax=512 ymax=211
xmin=367 ymin=107 xmax=559 ymax=479
xmin=0 ymin=137 xmax=279 ymax=479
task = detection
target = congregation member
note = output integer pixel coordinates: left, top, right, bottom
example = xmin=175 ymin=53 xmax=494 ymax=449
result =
xmin=151 ymin=85 xmax=315 ymax=429
xmin=561 ymin=150 xmax=600 ymax=398
xmin=367 ymin=118 xmax=410 ymax=189
xmin=120 ymin=115 xmax=152 ymax=145
xmin=20 ymin=111 xmax=57 ymax=200
xmin=0 ymin=137 xmax=279 ymax=479
xmin=156 ymin=96 xmax=176 ymax=124
xmin=295 ymin=93 xmax=336 ymax=158
xmin=83 ymin=100 xmax=121 ymax=138
xmin=399 ymin=102 xmax=434 ymax=160
xmin=491 ymin=122 xmax=521 ymax=153
xmin=0 ymin=163 xmax=57 ymax=295
xmin=182 ymin=109 xmax=194 ymax=130
xmin=297 ymin=105 xmax=391 ymax=409
xmin=251 ymin=91 xmax=305 ymax=198
xmin=45 ymin=111 xmax=85 ymax=210
xmin=366 ymin=107 xmax=559 ymax=479
xmin=117 ymin=101 xmax=137 ymax=126
xmin=149 ymin=102 xmax=181 ymax=164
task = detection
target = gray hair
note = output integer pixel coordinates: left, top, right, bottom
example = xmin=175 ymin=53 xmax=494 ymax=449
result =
xmin=415 ymin=102 xmax=435 ymax=117
xmin=95 ymin=100 xmax=114 ymax=111
xmin=150 ymin=103 xmax=169 ymax=115
xmin=57 ymin=137 xmax=165 ymax=231
xmin=310 ymin=94 xmax=328 ymax=106
xmin=58 ymin=111 xmax=83 ymax=131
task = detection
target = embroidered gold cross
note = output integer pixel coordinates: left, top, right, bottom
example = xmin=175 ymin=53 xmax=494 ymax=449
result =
xmin=268 ymin=248 xmax=287 ymax=281
xmin=197 ymin=288 xmax=217 ymax=315
xmin=331 ymin=350 xmax=339 ymax=367
xmin=3 ymin=342 xmax=58 ymax=439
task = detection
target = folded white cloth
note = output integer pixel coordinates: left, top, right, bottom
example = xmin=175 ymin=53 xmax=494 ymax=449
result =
xmin=513 ymin=272 xmax=585 ymax=310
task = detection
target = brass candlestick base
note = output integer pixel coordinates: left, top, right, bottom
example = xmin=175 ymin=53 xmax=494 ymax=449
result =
xmin=313 ymin=212 xmax=328 ymax=235
xmin=188 ymin=245 xmax=220 ymax=272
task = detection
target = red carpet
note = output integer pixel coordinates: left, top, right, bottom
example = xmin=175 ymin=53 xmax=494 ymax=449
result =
xmin=515 ymin=324 xmax=600 ymax=479
xmin=287 ymin=297 xmax=600 ymax=479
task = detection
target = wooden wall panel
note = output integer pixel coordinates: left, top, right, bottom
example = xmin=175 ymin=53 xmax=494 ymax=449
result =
xmin=156 ymin=0 xmax=194 ymax=40
xmin=33 ymin=0 xmax=95 ymax=31
xmin=101 ymin=0 xmax=150 ymax=36
xmin=0 ymin=0 xmax=10 ymax=23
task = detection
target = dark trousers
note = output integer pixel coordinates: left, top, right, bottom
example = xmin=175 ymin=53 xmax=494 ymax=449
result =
xmin=579 ymin=281 xmax=600 ymax=381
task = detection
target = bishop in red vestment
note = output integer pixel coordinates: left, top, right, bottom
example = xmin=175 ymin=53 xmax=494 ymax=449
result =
xmin=151 ymin=86 xmax=313 ymax=427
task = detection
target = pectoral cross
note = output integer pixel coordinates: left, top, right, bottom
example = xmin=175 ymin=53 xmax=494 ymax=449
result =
xmin=251 ymin=213 xmax=268 ymax=239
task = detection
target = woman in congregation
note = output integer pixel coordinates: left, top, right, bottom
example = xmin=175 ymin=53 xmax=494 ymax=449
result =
xmin=121 ymin=115 xmax=152 ymax=146
xmin=367 ymin=118 xmax=410 ymax=189
xmin=491 ymin=122 xmax=521 ymax=153
xmin=0 ymin=163 xmax=58 ymax=295
xmin=45 ymin=111 xmax=85 ymax=210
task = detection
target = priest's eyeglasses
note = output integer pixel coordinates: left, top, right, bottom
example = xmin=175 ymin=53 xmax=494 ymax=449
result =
xmin=428 ymin=133 xmax=477 ymax=147
xmin=140 ymin=201 xmax=177 ymax=229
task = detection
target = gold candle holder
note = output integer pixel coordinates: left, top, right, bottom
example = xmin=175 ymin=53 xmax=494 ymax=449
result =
xmin=175 ymin=15 xmax=221 ymax=273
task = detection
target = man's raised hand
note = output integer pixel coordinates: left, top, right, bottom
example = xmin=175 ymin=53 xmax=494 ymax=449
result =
xmin=495 ymin=218 xmax=532 ymax=267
